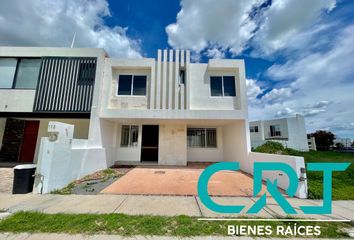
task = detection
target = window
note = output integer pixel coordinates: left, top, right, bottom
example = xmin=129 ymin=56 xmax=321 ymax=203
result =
xmin=210 ymin=76 xmax=236 ymax=97
xmin=270 ymin=125 xmax=281 ymax=137
xmin=121 ymin=125 xmax=139 ymax=147
xmin=117 ymin=75 xmax=147 ymax=96
xmin=0 ymin=58 xmax=17 ymax=88
xmin=15 ymin=59 xmax=41 ymax=89
xmin=78 ymin=62 xmax=95 ymax=85
xmin=0 ymin=58 xmax=41 ymax=89
xmin=250 ymin=126 xmax=259 ymax=133
xmin=179 ymin=69 xmax=185 ymax=84
xmin=187 ymin=128 xmax=217 ymax=148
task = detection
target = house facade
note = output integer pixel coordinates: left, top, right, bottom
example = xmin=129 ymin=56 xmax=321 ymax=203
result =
xmin=99 ymin=49 xmax=250 ymax=168
xmin=249 ymin=115 xmax=309 ymax=151
xmin=0 ymin=47 xmax=106 ymax=165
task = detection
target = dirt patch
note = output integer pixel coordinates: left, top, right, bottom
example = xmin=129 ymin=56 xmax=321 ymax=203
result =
xmin=51 ymin=168 xmax=132 ymax=195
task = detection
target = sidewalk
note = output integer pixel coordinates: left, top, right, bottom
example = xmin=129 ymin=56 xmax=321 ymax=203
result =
xmin=0 ymin=193 xmax=353 ymax=220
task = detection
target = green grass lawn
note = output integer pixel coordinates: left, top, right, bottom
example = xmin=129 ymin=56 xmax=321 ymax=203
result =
xmin=0 ymin=212 xmax=350 ymax=238
xmin=298 ymin=151 xmax=354 ymax=200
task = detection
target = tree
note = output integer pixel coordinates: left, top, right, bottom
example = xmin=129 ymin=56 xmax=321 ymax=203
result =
xmin=352 ymin=141 xmax=354 ymax=148
xmin=310 ymin=130 xmax=335 ymax=151
xmin=335 ymin=142 xmax=344 ymax=150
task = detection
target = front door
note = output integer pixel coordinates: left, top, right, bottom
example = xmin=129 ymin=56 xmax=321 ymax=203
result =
xmin=141 ymin=125 xmax=159 ymax=162
xmin=18 ymin=121 xmax=40 ymax=162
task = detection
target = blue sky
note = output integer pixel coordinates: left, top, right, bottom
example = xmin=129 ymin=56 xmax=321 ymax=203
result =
xmin=0 ymin=0 xmax=353 ymax=139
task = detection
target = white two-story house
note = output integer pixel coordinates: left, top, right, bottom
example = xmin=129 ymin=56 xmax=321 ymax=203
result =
xmin=250 ymin=115 xmax=309 ymax=151
xmin=99 ymin=49 xmax=250 ymax=170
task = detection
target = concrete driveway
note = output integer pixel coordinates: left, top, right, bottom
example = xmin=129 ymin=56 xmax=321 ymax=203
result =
xmin=101 ymin=165 xmax=265 ymax=196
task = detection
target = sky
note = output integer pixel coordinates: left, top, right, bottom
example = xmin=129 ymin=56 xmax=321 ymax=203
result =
xmin=0 ymin=0 xmax=353 ymax=139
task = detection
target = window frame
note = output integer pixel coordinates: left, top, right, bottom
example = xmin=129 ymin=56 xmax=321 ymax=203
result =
xmin=187 ymin=128 xmax=217 ymax=148
xmin=0 ymin=57 xmax=42 ymax=90
xmin=117 ymin=74 xmax=147 ymax=96
xmin=270 ymin=125 xmax=281 ymax=137
xmin=209 ymin=75 xmax=236 ymax=97
xmin=250 ymin=126 xmax=259 ymax=133
xmin=120 ymin=125 xmax=139 ymax=147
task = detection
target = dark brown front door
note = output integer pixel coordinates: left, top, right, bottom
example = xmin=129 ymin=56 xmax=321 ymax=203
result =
xmin=141 ymin=125 xmax=159 ymax=162
xmin=18 ymin=121 xmax=40 ymax=163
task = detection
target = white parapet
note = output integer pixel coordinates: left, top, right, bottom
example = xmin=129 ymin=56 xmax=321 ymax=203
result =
xmin=248 ymin=152 xmax=308 ymax=198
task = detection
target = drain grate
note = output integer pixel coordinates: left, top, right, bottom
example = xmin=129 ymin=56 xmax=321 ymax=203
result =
xmin=154 ymin=170 xmax=165 ymax=174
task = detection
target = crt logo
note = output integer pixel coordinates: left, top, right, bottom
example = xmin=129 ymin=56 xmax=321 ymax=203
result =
xmin=198 ymin=162 xmax=350 ymax=214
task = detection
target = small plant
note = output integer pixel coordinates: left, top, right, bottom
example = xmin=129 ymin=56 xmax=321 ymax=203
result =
xmin=254 ymin=141 xmax=285 ymax=154
xmin=51 ymin=182 xmax=75 ymax=195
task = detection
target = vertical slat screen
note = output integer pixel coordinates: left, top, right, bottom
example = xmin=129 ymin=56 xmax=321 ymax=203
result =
xmin=33 ymin=57 xmax=97 ymax=112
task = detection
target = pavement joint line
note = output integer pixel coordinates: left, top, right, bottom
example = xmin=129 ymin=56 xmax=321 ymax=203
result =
xmin=113 ymin=195 xmax=129 ymax=213
xmin=194 ymin=196 xmax=203 ymax=217
xmin=250 ymin=197 xmax=277 ymax=218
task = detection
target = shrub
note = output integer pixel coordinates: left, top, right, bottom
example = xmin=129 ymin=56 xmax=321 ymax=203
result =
xmin=254 ymin=141 xmax=285 ymax=154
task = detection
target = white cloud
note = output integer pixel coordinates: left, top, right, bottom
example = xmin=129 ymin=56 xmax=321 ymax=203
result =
xmin=246 ymin=79 xmax=263 ymax=102
xmin=261 ymin=87 xmax=292 ymax=104
xmin=166 ymin=0 xmax=260 ymax=54
xmin=166 ymin=0 xmax=337 ymax=57
xmin=276 ymin=107 xmax=294 ymax=117
xmin=249 ymin=25 xmax=354 ymax=138
xmin=0 ymin=0 xmax=142 ymax=58
xmin=206 ymin=48 xmax=226 ymax=59
xmin=251 ymin=0 xmax=336 ymax=56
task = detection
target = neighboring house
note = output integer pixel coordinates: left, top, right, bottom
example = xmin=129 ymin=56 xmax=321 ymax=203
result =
xmin=333 ymin=137 xmax=352 ymax=148
xmin=307 ymin=135 xmax=317 ymax=151
xmin=250 ymin=115 xmax=309 ymax=151
xmin=0 ymin=47 xmax=106 ymax=165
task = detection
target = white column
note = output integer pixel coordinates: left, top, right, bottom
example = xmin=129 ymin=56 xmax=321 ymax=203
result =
xmin=185 ymin=50 xmax=191 ymax=110
xmin=156 ymin=50 xmax=162 ymax=109
xmin=168 ymin=50 xmax=173 ymax=110
xmin=162 ymin=50 xmax=168 ymax=109
xmin=174 ymin=49 xmax=180 ymax=110
xmin=149 ymin=59 xmax=156 ymax=109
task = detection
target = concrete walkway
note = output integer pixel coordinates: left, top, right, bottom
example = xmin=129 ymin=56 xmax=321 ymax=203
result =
xmin=0 ymin=193 xmax=353 ymax=220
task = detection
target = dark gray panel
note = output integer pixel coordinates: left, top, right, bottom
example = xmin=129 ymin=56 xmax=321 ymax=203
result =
xmin=33 ymin=57 xmax=97 ymax=112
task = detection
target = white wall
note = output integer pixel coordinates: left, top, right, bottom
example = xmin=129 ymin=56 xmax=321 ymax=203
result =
xmin=0 ymin=118 xmax=6 ymax=151
xmin=0 ymin=90 xmax=36 ymax=112
xmin=34 ymin=119 xmax=89 ymax=163
xmin=286 ymin=116 xmax=309 ymax=151
xmin=222 ymin=121 xmax=251 ymax=173
xmin=187 ymin=127 xmax=223 ymax=162
xmin=159 ymin=124 xmax=187 ymax=166
xmin=248 ymin=152 xmax=307 ymax=198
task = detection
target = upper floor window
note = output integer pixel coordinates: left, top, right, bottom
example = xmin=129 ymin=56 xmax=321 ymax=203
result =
xmin=78 ymin=62 xmax=96 ymax=85
xmin=270 ymin=125 xmax=281 ymax=137
xmin=179 ymin=69 xmax=185 ymax=84
xmin=210 ymin=76 xmax=236 ymax=97
xmin=187 ymin=128 xmax=217 ymax=148
xmin=0 ymin=58 xmax=41 ymax=89
xmin=117 ymin=75 xmax=147 ymax=96
xmin=250 ymin=126 xmax=259 ymax=133
xmin=0 ymin=58 xmax=17 ymax=88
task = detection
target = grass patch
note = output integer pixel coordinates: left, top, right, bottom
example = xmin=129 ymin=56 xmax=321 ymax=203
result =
xmin=254 ymin=142 xmax=354 ymax=200
xmin=0 ymin=212 xmax=351 ymax=238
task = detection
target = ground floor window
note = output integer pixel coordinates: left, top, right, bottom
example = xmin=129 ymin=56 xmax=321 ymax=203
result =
xmin=187 ymin=128 xmax=217 ymax=148
xmin=121 ymin=125 xmax=139 ymax=147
